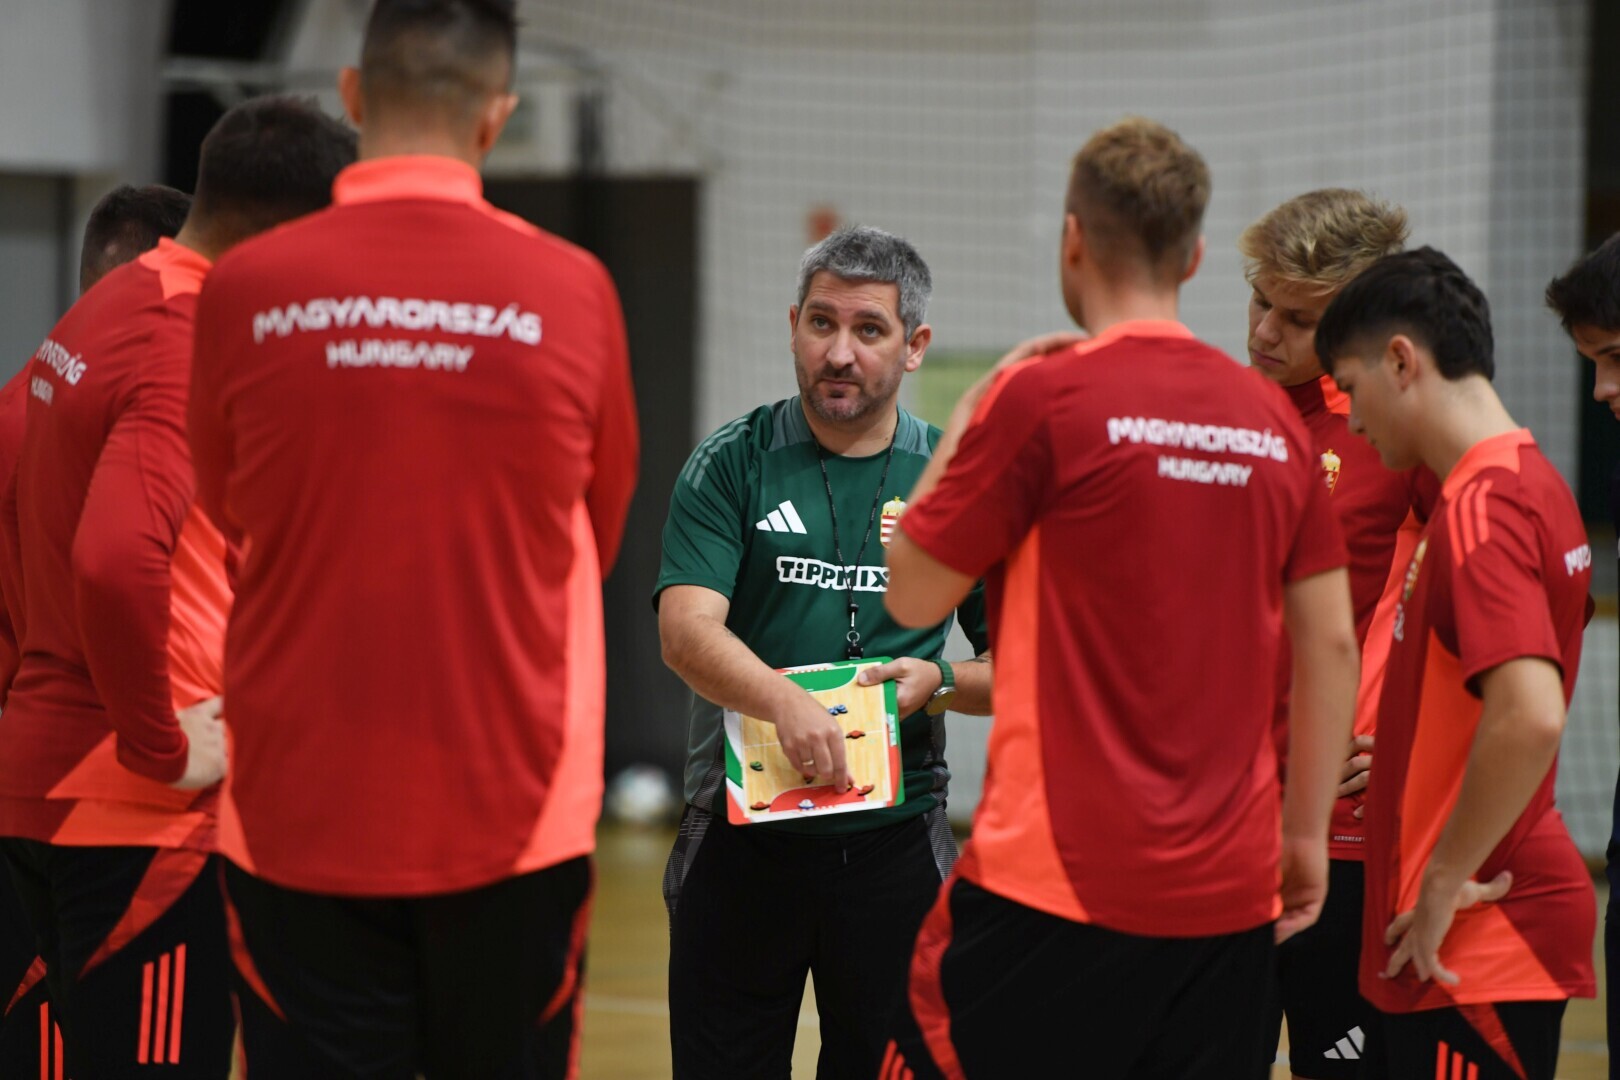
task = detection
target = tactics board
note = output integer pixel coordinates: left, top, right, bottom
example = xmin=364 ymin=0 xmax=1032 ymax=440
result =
xmin=723 ymin=658 xmax=903 ymax=825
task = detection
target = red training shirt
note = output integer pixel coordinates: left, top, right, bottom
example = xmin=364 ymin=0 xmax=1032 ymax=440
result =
xmin=900 ymin=321 xmax=1347 ymax=937
xmin=1360 ymin=430 xmax=1595 ymax=1011
xmin=0 ymin=367 xmax=30 ymax=699
xmin=189 ymin=155 xmax=640 ymax=896
xmin=1278 ymin=374 xmax=1439 ymax=858
xmin=0 ymin=240 xmax=230 ymax=851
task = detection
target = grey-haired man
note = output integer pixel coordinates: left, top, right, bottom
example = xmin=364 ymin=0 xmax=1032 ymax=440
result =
xmin=654 ymin=225 xmax=993 ymax=1078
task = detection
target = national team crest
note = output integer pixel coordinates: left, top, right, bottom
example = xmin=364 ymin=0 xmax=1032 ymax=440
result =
xmin=879 ymin=497 xmax=906 ymax=548
xmin=1320 ymin=448 xmax=1342 ymax=493
xmin=1402 ymin=538 xmax=1429 ymax=602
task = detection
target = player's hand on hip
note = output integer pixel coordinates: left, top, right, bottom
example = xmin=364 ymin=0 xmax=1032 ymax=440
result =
xmin=172 ymin=695 xmax=228 ymax=791
xmin=1275 ymin=834 xmax=1329 ymax=944
xmin=774 ymin=696 xmax=853 ymax=791
xmin=1337 ymin=734 xmax=1375 ymax=797
xmin=1381 ymin=869 xmax=1512 ymax=986
xmin=857 ymin=657 xmax=942 ymax=718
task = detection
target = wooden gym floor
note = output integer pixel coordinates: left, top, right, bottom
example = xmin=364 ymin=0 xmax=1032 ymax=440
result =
xmin=580 ymin=823 xmax=1611 ymax=1079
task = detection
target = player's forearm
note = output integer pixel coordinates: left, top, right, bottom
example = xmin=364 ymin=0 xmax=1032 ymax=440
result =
xmin=1281 ymin=628 xmax=1359 ymax=845
xmin=885 ymin=532 xmax=973 ymax=628
xmin=1425 ymin=677 xmax=1564 ymax=889
xmin=1280 ymin=569 xmax=1358 ymax=843
xmin=661 ymin=612 xmax=808 ymax=722
xmin=948 ymin=651 xmax=993 ymax=715
xmin=73 ymin=547 xmax=187 ymax=782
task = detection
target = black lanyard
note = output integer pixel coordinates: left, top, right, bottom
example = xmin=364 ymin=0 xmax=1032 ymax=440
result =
xmin=815 ymin=417 xmax=899 ymax=660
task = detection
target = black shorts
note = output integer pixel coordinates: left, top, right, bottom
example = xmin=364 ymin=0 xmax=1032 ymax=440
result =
xmin=883 ymin=871 xmax=1276 ymax=1080
xmin=1263 ymin=859 xmax=1371 ymax=1079
xmin=883 ymin=872 xmax=1277 ymax=1080
xmin=223 ymin=855 xmax=591 ymax=1080
xmin=1358 ymin=1001 xmax=1567 ymax=1080
xmin=663 ymin=804 xmax=956 ymax=1080
xmin=0 ymin=866 xmax=50 ymax=1079
xmin=0 ymin=839 xmax=232 ymax=1080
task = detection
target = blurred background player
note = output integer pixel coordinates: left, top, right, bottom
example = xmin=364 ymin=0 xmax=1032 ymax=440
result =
xmin=1239 ymin=188 xmax=1436 ymax=1079
xmin=77 ymin=185 xmax=193 ymax=296
xmin=0 ymin=98 xmax=353 ymax=1079
xmin=0 ymin=180 xmax=190 ymax=1080
xmin=880 ymin=116 xmax=1359 ymax=1078
xmin=0 ymin=184 xmax=194 ymax=697
xmin=655 ymin=224 xmax=993 ymax=1079
xmin=1316 ymin=248 xmax=1596 ymax=1080
xmin=187 ymin=1 xmax=638 ymax=1075
xmin=1542 ymin=232 xmax=1620 ymax=1079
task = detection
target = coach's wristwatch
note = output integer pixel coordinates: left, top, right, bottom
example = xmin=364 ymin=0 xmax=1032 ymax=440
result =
xmin=924 ymin=659 xmax=957 ymax=716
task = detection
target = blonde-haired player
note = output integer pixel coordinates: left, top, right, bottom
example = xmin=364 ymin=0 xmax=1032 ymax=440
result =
xmin=1242 ymin=189 xmax=1437 ymax=1080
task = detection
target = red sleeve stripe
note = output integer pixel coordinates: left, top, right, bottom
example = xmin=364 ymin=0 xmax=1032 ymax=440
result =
xmin=1448 ymin=479 xmax=1494 ymax=565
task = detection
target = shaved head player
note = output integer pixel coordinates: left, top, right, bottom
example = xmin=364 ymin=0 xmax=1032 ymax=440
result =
xmin=188 ymin=1 xmax=639 ymax=1075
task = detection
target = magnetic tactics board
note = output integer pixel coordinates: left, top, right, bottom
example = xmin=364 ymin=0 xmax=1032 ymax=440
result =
xmin=723 ymin=658 xmax=903 ymax=826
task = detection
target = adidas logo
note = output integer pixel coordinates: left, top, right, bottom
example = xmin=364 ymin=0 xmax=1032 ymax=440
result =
xmin=1323 ymin=1025 xmax=1365 ymax=1061
xmin=755 ymin=501 xmax=807 ymax=534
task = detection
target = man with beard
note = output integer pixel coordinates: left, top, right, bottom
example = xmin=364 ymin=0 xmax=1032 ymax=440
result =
xmin=188 ymin=2 xmax=638 ymax=1074
xmin=655 ymin=224 xmax=993 ymax=1078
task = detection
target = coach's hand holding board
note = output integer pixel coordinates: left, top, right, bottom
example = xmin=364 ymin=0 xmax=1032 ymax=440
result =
xmin=856 ymin=656 xmax=946 ymax=717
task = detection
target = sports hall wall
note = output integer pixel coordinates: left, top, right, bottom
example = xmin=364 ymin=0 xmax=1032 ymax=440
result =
xmin=0 ymin=0 xmax=168 ymax=367
xmin=0 ymin=0 xmax=1612 ymax=852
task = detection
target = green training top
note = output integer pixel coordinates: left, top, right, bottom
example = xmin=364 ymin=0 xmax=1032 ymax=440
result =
xmin=654 ymin=397 xmax=990 ymax=835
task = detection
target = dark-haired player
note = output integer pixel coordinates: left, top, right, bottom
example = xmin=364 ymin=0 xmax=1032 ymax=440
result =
xmin=1543 ymin=231 xmax=1620 ymax=1078
xmin=79 ymin=184 xmax=192 ymax=294
xmin=0 ymin=97 xmax=354 ymax=1079
xmin=1316 ymin=248 xmax=1596 ymax=1080
xmin=189 ymin=2 xmax=639 ymax=1075
xmin=0 ymin=180 xmax=192 ymax=1080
